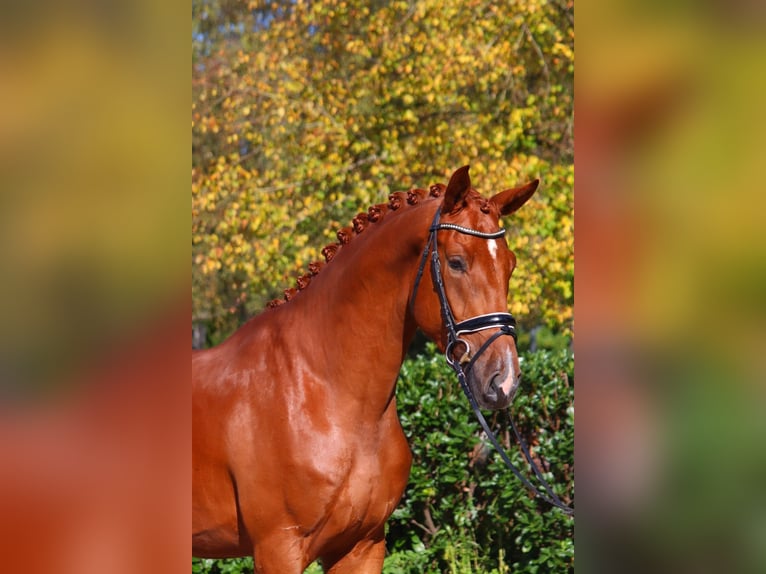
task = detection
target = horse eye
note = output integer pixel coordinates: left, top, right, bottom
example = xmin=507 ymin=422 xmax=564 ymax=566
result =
xmin=448 ymin=256 xmax=467 ymax=272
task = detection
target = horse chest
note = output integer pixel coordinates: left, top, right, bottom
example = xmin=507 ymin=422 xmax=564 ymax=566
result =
xmin=316 ymin=433 xmax=410 ymax=543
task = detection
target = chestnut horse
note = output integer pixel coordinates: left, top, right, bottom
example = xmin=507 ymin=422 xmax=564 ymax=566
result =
xmin=192 ymin=166 xmax=538 ymax=573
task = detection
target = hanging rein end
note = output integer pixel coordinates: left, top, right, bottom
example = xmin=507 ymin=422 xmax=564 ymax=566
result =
xmin=530 ymin=488 xmax=575 ymax=517
xmin=549 ymin=498 xmax=575 ymax=517
xmin=528 ymin=483 xmax=574 ymax=516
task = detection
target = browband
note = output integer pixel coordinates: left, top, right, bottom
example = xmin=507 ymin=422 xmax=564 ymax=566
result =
xmin=432 ymin=223 xmax=506 ymax=239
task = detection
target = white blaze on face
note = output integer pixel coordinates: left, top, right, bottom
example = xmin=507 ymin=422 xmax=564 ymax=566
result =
xmin=487 ymin=238 xmax=499 ymax=263
xmin=497 ymin=351 xmax=520 ymax=400
xmin=499 ymin=347 xmax=520 ymax=397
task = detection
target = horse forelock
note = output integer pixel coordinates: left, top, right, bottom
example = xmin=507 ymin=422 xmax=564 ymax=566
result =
xmin=266 ymin=184 xmax=447 ymax=309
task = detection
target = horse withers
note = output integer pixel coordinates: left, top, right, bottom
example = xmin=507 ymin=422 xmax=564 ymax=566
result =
xmin=192 ymin=166 xmax=538 ymax=573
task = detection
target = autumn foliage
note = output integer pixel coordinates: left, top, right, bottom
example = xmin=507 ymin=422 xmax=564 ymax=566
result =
xmin=192 ymin=0 xmax=573 ymax=342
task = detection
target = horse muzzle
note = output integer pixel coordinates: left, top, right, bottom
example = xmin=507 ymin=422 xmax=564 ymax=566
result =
xmin=451 ymin=329 xmax=519 ymax=410
xmin=483 ymin=365 xmax=519 ymax=408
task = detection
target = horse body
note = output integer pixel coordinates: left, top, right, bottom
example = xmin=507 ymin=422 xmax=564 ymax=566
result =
xmin=192 ymin=166 xmax=538 ymax=573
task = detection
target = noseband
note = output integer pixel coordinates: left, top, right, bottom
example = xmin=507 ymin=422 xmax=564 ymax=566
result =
xmin=411 ymin=206 xmax=574 ymax=516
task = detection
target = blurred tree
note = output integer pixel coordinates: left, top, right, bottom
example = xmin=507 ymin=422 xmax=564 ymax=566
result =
xmin=192 ymin=0 xmax=573 ymax=343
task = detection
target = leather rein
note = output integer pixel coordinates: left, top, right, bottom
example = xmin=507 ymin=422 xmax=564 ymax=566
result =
xmin=411 ymin=207 xmax=574 ymax=516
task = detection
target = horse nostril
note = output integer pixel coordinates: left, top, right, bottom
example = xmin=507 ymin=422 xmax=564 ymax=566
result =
xmin=487 ymin=372 xmax=506 ymax=403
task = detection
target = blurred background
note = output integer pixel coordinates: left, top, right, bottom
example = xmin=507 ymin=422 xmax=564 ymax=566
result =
xmin=0 ymin=0 xmax=763 ymax=571
xmin=0 ymin=0 xmax=188 ymax=572
xmin=576 ymin=0 xmax=766 ymax=572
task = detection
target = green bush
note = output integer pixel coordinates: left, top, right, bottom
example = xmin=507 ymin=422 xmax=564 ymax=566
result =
xmin=193 ymin=347 xmax=573 ymax=573
xmin=388 ymin=345 xmax=573 ymax=573
xmin=192 ymin=557 xmax=322 ymax=573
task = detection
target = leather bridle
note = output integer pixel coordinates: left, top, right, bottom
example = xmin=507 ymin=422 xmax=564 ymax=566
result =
xmin=412 ymin=209 xmax=517 ymax=371
xmin=411 ymin=206 xmax=574 ymax=516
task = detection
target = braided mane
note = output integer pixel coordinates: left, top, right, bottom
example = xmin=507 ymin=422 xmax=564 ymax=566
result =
xmin=266 ymin=182 xmax=447 ymax=309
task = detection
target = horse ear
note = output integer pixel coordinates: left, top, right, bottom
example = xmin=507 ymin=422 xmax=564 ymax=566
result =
xmin=441 ymin=165 xmax=472 ymax=214
xmin=489 ymin=179 xmax=539 ymax=216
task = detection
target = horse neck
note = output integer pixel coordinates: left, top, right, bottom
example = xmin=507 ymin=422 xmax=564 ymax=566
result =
xmin=279 ymin=200 xmax=437 ymax=409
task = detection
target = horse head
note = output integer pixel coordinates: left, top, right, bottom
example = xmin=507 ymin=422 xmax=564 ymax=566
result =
xmin=412 ymin=166 xmax=538 ymax=410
